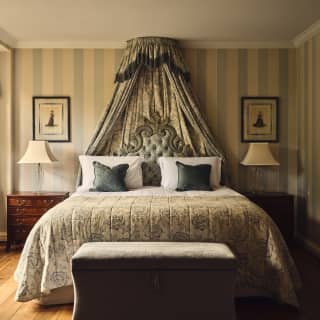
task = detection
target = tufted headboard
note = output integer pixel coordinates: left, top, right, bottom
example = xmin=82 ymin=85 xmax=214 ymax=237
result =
xmin=117 ymin=112 xmax=194 ymax=185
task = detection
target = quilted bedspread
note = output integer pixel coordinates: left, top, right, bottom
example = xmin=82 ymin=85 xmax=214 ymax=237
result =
xmin=14 ymin=194 xmax=300 ymax=305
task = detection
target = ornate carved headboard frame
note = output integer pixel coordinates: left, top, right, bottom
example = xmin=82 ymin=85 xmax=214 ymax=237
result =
xmin=118 ymin=112 xmax=194 ymax=185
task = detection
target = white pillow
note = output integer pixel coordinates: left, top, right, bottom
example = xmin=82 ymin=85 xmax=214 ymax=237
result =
xmin=79 ymin=155 xmax=143 ymax=190
xmin=158 ymin=157 xmax=222 ymax=189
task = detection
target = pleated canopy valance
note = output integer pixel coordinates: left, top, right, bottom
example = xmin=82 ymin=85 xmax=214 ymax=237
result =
xmin=115 ymin=37 xmax=190 ymax=83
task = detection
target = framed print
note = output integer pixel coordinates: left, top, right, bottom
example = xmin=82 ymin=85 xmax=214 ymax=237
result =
xmin=33 ymin=96 xmax=71 ymax=142
xmin=241 ymin=97 xmax=279 ymax=142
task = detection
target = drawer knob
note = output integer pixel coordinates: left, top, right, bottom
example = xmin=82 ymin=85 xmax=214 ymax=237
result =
xmin=43 ymin=199 xmax=54 ymax=204
xmin=17 ymin=200 xmax=26 ymax=205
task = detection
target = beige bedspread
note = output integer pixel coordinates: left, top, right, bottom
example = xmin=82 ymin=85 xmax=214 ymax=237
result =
xmin=14 ymin=194 xmax=300 ymax=305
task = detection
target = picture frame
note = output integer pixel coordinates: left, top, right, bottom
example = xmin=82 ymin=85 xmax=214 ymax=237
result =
xmin=33 ymin=96 xmax=71 ymax=142
xmin=241 ymin=96 xmax=279 ymax=142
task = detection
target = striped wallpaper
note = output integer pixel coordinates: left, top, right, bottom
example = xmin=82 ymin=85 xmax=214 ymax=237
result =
xmin=13 ymin=49 xmax=123 ymax=194
xmin=297 ymin=33 xmax=320 ymax=246
xmin=183 ymin=48 xmax=297 ymax=193
xmin=0 ymin=51 xmax=12 ymax=236
xmin=1 ymin=47 xmax=298 ymax=234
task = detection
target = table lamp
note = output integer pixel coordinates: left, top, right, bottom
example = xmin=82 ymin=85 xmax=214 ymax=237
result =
xmin=240 ymin=142 xmax=279 ymax=193
xmin=18 ymin=141 xmax=58 ymax=192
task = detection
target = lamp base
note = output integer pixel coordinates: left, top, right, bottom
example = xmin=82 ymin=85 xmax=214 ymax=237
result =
xmin=248 ymin=166 xmax=266 ymax=194
xmin=35 ymin=163 xmax=44 ymax=193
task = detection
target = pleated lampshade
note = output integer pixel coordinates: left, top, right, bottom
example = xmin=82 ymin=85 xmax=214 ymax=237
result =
xmin=241 ymin=143 xmax=279 ymax=166
xmin=18 ymin=141 xmax=58 ymax=164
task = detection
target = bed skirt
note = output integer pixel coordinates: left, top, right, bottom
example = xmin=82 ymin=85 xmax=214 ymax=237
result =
xmin=38 ymin=286 xmax=74 ymax=305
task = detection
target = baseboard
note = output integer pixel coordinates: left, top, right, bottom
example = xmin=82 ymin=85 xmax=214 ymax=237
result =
xmin=0 ymin=231 xmax=7 ymax=242
xmin=296 ymin=235 xmax=320 ymax=259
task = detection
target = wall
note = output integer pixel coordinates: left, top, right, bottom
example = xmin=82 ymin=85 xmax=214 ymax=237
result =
xmin=297 ymin=32 xmax=320 ymax=250
xmin=4 ymin=47 xmax=297 ymax=234
xmin=13 ymin=49 xmax=122 ymax=193
xmin=0 ymin=50 xmax=12 ymax=237
xmin=183 ymin=49 xmax=297 ymax=193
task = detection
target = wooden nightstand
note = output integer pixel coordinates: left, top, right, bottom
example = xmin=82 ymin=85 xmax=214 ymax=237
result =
xmin=6 ymin=192 xmax=69 ymax=251
xmin=243 ymin=192 xmax=294 ymax=246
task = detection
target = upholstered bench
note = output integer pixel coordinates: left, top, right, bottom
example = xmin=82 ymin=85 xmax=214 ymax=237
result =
xmin=72 ymin=242 xmax=237 ymax=320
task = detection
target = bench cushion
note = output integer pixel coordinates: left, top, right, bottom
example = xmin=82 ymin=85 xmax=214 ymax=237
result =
xmin=72 ymin=242 xmax=236 ymax=270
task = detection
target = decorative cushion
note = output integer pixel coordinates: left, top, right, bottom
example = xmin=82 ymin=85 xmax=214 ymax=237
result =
xmin=90 ymin=162 xmax=129 ymax=192
xmin=159 ymin=156 xmax=221 ymax=189
xmin=79 ymin=155 xmax=143 ymax=190
xmin=176 ymin=161 xmax=212 ymax=191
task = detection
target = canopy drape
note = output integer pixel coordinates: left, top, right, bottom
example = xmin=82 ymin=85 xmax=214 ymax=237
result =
xmin=78 ymin=37 xmax=226 ymax=186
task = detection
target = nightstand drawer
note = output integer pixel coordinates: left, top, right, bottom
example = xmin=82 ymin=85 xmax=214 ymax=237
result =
xmin=7 ymin=198 xmax=33 ymax=207
xmin=8 ymin=226 xmax=33 ymax=241
xmin=256 ymin=203 xmax=293 ymax=215
xmin=8 ymin=207 xmax=47 ymax=215
xmin=251 ymin=199 xmax=293 ymax=210
xmin=8 ymin=215 xmax=41 ymax=226
xmin=35 ymin=198 xmax=64 ymax=208
xmin=243 ymin=192 xmax=294 ymax=245
xmin=6 ymin=192 xmax=69 ymax=251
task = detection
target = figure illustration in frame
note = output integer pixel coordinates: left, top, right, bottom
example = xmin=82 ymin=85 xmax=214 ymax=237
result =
xmin=33 ymin=96 xmax=71 ymax=142
xmin=241 ymin=96 xmax=278 ymax=142
xmin=253 ymin=111 xmax=266 ymax=128
xmin=46 ymin=110 xmax=57 ymax=127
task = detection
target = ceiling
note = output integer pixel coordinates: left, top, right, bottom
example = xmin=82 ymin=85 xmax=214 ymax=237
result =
xmin=0 ymin=0 xmax=320 ymax=48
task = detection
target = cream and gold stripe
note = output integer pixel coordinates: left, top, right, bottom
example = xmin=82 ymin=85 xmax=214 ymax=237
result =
xmin=189 ymin=48 xmax=296 ymax=191
xmin=297 ymin=32 xmax=320 ymax=246
xmin=0 ymin=50 xmax=13 ymax=233
xmin=12 ymin=48 xmax=297 ymax=193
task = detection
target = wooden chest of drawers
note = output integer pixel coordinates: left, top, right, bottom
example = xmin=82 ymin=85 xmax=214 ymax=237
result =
xmin=6 ymin=192 xmax=69 ymax=251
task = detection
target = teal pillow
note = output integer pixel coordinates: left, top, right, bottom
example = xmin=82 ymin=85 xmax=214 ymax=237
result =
xmin=90 ymin=161 xmax=129 ymax=192
xmin=176 ymin=161 xmax=212 ymax=191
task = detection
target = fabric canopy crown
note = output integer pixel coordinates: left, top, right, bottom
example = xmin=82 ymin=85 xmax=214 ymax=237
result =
xmin=79 ymin=36 xmax=226 ymax=186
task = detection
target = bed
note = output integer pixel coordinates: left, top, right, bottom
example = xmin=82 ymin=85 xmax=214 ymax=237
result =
xmin=14 ymin=114 xmax=301 ymax=307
